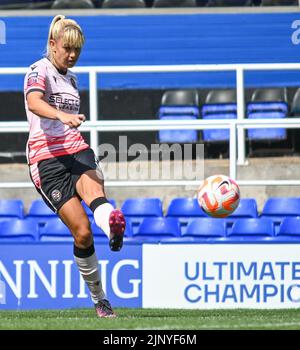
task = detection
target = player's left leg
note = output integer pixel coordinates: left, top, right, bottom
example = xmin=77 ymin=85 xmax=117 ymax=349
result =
xmin=74 ymin=152 xmax=126 ymax=251
xmin=58 ymin=197 xmax=116 ymax=318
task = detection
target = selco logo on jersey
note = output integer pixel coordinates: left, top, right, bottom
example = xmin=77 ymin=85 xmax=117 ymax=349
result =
xmin=49 ymin=93 xmax=80 ymax=112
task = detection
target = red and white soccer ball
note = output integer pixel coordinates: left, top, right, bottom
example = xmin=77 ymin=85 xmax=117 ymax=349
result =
xmin=197 ymin=174 xmax=240 ymax=218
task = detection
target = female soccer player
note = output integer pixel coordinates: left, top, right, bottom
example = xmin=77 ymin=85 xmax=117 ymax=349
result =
xmin=24 ymin=14 xmax=125 ymax=318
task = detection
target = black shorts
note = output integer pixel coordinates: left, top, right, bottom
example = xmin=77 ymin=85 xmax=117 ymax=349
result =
xmin=29 ymin=148 xmax=100 ymax=213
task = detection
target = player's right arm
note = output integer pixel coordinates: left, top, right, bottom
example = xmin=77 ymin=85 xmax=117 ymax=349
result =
xmin=27 ymin=91 xmax=85 ymax=128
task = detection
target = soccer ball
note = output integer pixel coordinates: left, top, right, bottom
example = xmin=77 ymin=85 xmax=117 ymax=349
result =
xmin=197 ymin=174 xmax=240 ymax=218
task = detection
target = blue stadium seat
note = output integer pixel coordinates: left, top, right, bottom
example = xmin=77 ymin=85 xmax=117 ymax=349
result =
xmin=247 ymin=88 xmax=288 ymax=141
xmin=275 ymin=217 xmax=300 ymax=242
xmin=225 ymin=198 xmax=258 ymax=234
xmin=183 ymin=218 xmax=226 ymax=243
xmin=158 ymin=115 xmax=198 ymax=143
xmin=133 ymin=217 xmax=181 ymax=243
xmin=157 ymin=90 xmax=199 ymax=143
xmin=202 ymin=112 xmax=236 ymax=142
xmin=26 ymin=199 xmax=57 ymax=225
xmin=260 ymin=197 xmax=300 ymax=234
xmin=39 ymin=218 xmax=72 ymax=242
xmin=0 ymin=199 xmax=24 ymax=219
xmin=201 ymin=89 xmax=237 ymax=142
xmin=276 ymin=216 xmax=300 ymax=243
xmin=123 ymin=217 xmax=133 ymax=237
xmin=247 ymin=102 xmax=288 ymax=114
xmin=159 ymin=106 xmax=199 ymax=117
xmin=166 ymin=198 xmax=208 ymax=234
xmin=0 ymin=218 xmax=39 ymax=242
xmin=121 ymin=198 xmax=163 ymax=234
xmin=247 ymin=112 xmax=287 ymax=140
xmin=228 ymin=218 xmax=274 ymax=242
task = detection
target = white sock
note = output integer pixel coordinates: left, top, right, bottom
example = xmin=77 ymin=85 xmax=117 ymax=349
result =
xmin=94 ymin=203 xmax=114 ymax=239
xmin=74 ymin=247 xmax=106 ymax=304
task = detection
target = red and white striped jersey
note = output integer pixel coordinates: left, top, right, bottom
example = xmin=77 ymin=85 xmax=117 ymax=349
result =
xmin=24 ymin=58 xmax=89 ymax=165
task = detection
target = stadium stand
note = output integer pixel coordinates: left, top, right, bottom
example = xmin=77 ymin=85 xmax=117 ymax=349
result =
xmin=260 ymin=197 xmax=300 ymax=234
xmin=121 ymin=198 xmax=163 ymax=234
xmin=157 ymin=90 xmax=199 ymax=143
xmin=2 ymin=197 xmax=300 ymax=243
xmin=0 ymin=218 xmax=39 ymax=242
xmin=166 ymin=198 xmax=208 ymax=234
xmin=227 ymin=218 xmax=274 ymax=242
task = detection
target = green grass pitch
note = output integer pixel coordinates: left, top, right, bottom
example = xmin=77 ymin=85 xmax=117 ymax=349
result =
xmin=1 ymin=308 xmax=300 ymax=330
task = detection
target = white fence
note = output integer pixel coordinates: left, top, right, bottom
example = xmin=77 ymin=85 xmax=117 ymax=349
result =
xmin=0 ymin=63 xmax=300 ymax=188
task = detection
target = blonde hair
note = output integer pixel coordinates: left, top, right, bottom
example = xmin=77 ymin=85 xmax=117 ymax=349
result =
xmin=46 ymin=15 xmax=85 ymax=60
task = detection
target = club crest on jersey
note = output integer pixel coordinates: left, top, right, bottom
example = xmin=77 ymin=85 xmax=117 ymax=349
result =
xmin=27 ymin=72 xmax=38 ymax=86
xmin=70 ymin=77 xmax=77 ymax=90
xmin=51 ymin=189 xmax=62 ymax=202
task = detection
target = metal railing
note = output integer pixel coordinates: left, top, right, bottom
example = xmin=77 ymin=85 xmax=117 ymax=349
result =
xmin=0 ymin=63 xmax=300 ymax=188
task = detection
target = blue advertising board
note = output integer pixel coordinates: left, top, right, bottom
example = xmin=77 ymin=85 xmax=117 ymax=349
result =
xmin=0 ymin=243 xmax=142 ymax=310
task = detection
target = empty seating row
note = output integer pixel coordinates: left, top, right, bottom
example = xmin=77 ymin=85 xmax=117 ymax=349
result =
xmin=158 ymin=88 xmax=294 ymax=143
xmin=0 ymin=198 xmax=115 ymax=220
xmin=131 ymin=216 xmax=300 ymax=243
xmin=0 ymin=197 xmax=300 ymax=242
xmin=1 ymin=196 xmax=300 ymax=222
xmin=1 ymin=216 xmax=300 ymax=243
